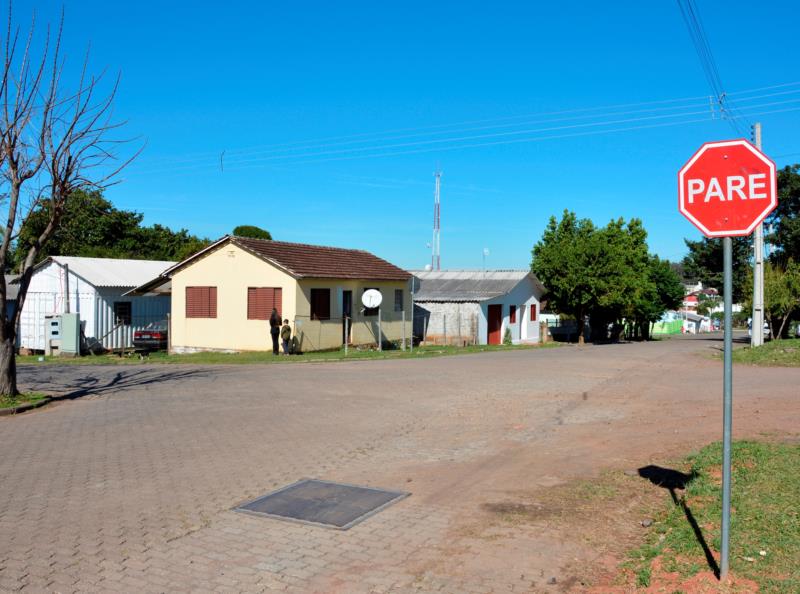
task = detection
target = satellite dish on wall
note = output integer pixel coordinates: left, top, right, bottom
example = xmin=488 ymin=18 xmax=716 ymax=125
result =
xmin=424 ymin=264 xmax=432 ymax=271
xmin=361 ymin=289 xmax=383 ymax=309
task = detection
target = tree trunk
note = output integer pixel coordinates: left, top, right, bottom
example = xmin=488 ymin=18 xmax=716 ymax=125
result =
xmin=0 ymin=337 xmax=18 ymax=397
xmin=640 ymin=320 xmax=651 ymax=341
xmin=577 ymin=311 xmax=585 ymax=345
xmin=777 ymin=316 xmax=789 ymax=340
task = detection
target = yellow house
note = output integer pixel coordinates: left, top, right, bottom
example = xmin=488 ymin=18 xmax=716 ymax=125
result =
xmin=135 ymin=236 xmax=412 ymax=353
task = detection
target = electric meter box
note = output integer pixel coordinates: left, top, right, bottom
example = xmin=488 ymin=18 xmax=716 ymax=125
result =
xmin=59 ymin=313 xmax=81 ymax=357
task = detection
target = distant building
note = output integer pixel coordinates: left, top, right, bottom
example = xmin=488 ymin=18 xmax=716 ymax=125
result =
xmin=411 ymin=270 xmax=546 ymax=345
xmin=130 ymin=235 xmax=412 ymax=353
xmin=17 ymin=257 xmax=174 ymax=352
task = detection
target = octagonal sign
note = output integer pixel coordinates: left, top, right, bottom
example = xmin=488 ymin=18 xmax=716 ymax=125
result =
xmin=678 ymin=139 xmax=777 ymax=237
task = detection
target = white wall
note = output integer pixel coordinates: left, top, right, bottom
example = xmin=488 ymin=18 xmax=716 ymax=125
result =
xmin=481 ymin=276 xmax=543 ymax=345
xmin=413 ymin=301 xmax=481 ymax=343
xmin=415 ymin=276 xmax=544 ymax=346
xmin=18 ymin=261 xmax=170 ymax=351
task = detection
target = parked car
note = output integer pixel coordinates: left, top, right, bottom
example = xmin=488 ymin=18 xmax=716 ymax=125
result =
xmin=746 ymin=319 xmax=770 ymax=340
xmin=133 ymin=320 xmax=168 ymax=352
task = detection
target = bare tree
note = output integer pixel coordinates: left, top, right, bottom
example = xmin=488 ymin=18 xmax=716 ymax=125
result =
xmin=0 ymin=6 xmax=134 ymax=396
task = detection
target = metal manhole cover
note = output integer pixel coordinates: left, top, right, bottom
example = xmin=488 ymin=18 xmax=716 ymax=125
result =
xmin=234 ymin=479 xmax=410 ymax=530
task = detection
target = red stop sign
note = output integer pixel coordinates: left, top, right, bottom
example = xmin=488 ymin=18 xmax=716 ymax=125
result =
xmin=678 ymin=139 xmax=777 ymax=237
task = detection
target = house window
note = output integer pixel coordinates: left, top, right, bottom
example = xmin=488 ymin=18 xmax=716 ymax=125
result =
xmin=113 ymin=301 xmax=132 ymax=326
xmin=186 ymin=286 xmax=217 ymax=318
xmin=248 ymin=287 xmax=282 ymax=320
xmin=509 ymin=305 xmax=516 ymax=324
xmin=394 ymin=289 xmax=403 ymax=312
xmin=530 ymin=304 xmax=537 ymax=321
xmin=310 ymin=288 xmax=331 ymax=320
xmin=363 ymin=288 xmax=379 ymax=316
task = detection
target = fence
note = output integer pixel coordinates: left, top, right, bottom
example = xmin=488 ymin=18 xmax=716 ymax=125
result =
xmin=290 ymin=309 xmax=413 ymax=353
xmin=91 ymin=314 xmax=169 ymax=352
xmin=412 ymin=310 xmax=480 ymax=346
xmin=543 ymin=317 xmax=583 ymax=342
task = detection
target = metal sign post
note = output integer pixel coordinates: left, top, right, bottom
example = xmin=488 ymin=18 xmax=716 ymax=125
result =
xmin=721 ymin=236 xmax=733 ymax=577
xmin=678 ymin=138 xmax=778 ymax=580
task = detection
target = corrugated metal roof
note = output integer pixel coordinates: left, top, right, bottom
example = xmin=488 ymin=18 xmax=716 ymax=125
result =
xmin=411 ymin=270 xmax=542 ymax=302
xmin=46 ymin=256 xmax=176 ymax=288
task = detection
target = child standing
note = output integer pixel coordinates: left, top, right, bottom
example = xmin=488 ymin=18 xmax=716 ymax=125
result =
xmin=280 ymin=319 xmax=292 ymax=355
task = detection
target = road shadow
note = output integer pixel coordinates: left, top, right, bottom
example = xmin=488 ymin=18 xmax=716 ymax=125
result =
xmin=702 ymin=336 xmax=752 ymax=344
xmin=20 ymin=368 xmax=211 ymax=401
xmin=637 ymin=465 xmax=720 ymax=579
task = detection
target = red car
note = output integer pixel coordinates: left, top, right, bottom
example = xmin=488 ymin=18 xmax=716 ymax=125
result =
xmin=133 ymin=320 xmax=168 ymax=352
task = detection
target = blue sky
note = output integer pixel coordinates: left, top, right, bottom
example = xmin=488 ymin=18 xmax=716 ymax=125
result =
xmin=18 ymin=1 xmax=800 ymax=269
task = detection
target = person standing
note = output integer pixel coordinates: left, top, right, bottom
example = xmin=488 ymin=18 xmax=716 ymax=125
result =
xmin=269 ymin=308 xmax=281 ymax=355
xmin=280 ymin=319 xmax=292 ymax=355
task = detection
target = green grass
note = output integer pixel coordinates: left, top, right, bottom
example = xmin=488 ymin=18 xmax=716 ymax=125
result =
xmin=731 ymin=338 xmax=800 ymax=367
xmin=17 ymin=342 xmax=562 ymax=366
xmin=0 ymin=392 xmax=48 ymax=410
xmin=626 ymin=440 xmax=800 ymax=592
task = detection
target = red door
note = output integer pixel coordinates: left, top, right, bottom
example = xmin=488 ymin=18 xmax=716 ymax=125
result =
xmin=487 ymin=304 xmax=502 ymax=345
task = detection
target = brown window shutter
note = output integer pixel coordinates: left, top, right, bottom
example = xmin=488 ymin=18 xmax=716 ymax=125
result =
xmin=209 ymin=287 xmax=217 ymax=318
xmin=274 ymin=288 xmax=282 ymax=318
xmin=248 ymin=287 xmax=282 ymax=320
xmin=186 ymin=286 xmax=217 ymax=318
xmin=247 ymin=288 xmax=258 ymax=320
xmin=530 ymin=304 xmax=537 ymax=321
xmin=510 ymin=305 xmax=516 ymax=324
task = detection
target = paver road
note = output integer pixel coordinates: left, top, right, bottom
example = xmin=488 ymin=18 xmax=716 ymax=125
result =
xmin=1 ymin=335 xmax=797 ymax=592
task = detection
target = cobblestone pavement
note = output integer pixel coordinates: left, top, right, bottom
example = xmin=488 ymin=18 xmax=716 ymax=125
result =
xmin=1 ymin=336 xmax=798 ymax=593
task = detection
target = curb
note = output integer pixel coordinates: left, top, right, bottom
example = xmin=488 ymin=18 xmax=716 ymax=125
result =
xmin=0 ymin=396 xmax=53 ymax=416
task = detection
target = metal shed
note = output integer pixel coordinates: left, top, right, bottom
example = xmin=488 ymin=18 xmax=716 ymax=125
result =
xmin=412 ymin=270 xmax=546 ymax=345
xmin=17 ymin=256 xmax=174 ymax=352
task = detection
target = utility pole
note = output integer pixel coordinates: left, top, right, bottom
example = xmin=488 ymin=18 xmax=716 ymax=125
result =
xmin=751 ymin=122 xmax=764 ymax=347
xmin=431 ymin=170 xmax=441 ymax=271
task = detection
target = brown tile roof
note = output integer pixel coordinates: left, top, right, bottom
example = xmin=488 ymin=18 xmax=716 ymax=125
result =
xmin=232 ymin=236 xmax=411 ymax=281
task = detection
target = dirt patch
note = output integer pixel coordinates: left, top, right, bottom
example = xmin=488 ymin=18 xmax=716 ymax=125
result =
xmin=453 ymin=470 xmax=671 ymax=590
xmin=641 ymin=556 xmax=758 ymax=593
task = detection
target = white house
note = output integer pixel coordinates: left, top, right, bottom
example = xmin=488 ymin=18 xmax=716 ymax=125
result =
xmin=18 ymin=256 xmax=174 ymax=352
xmin=412 ymin=270 xmax=546 ymax=345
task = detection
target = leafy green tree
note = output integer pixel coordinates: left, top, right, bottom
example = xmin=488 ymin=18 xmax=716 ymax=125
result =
xmin=531 ymin=211 xmax=597 ymax=344
xmin=632 ymin=257 xmax=685 ymax=339
xmin=11 ymin=191 xmax=210 ymax=268
xmin=233 ymin=225 xmax=272 ymax=240
xmin=767 ymin=164 xmax=800 ymax=265
xmin=742 ymin=260 xmax=800 ymax=338
xmin=695 ymin=293 xmax=720 ymax=317
xmin=682 ymin=237 xmax=751 ymax=302
xmin=589 ymin=218 xmax=652 ymax=340
xmin=531 ymin=211 xmax=670 ymax=343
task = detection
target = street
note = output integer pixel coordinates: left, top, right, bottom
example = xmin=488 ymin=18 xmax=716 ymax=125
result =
xmin=1 ymin=335 xmax=797 ymax=593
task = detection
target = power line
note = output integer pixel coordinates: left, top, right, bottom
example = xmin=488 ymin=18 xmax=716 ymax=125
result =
xmin=137 ymin=94 xmax=715 ymax=167
xmin=676 ymin=0 xmax=749 ymax=136
xmin=131 ymin=106 xmax=719 ymax=177
xmin=130 ymin=81 xmax=800 ymax=173
xmin=127 ymin=97 xmax=799 ymax=177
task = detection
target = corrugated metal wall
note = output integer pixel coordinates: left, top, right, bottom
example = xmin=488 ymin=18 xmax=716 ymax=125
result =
xmin=95 ymin=290 xmax=170 ymax=349
xmin=17 ymin=260 xmax=170 ymax=351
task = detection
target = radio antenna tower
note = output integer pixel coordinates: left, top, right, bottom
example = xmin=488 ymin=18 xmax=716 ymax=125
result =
xmin=431 ymin=169 xmax=442 ymax=270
